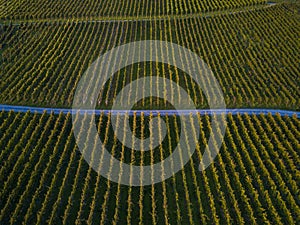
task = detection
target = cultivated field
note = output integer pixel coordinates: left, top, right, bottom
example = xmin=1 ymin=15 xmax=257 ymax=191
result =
xmin=1 ymin=5 xmax=299 ymax=110
xmin=0 ymin=0 xmax=299 ymax=225
xmin=1 ymin=0 xmax=266 ymax=20
xmin=0 ymin=111 xmax=299 ymax=224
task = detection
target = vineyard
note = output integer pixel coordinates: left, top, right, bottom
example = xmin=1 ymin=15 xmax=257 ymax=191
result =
xmin=0 ymin=4 xmax=299 ymax=110
xmin=0 ymin=111 xmax=299 ymax=224
xmin=1 ymin=0 xmax=267 ymax=21
xmin=1 ymin=0 xmax=300 ymax=224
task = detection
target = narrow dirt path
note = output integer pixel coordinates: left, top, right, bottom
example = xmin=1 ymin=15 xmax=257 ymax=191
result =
xmin=1 ymin=104 xmax=299 ymax=117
